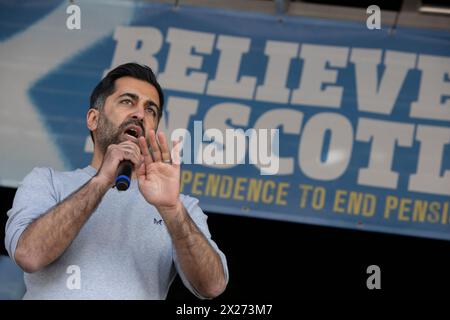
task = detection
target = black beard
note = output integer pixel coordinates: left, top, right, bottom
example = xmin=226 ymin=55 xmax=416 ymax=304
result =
xmin=95 ymin=113 xmax=145 ymax=155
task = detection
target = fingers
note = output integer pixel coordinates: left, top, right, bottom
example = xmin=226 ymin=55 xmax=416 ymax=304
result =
xmin=138 ymin=135 xmax=153 ymax=165
xmin=148 ymin=130 xmax=162 ymax=162
xmin=157 ymin=131 xmax=172 ymax=163
xmin=117 ymin=141 xmax=142 ymax=168
xmin=136 ymin=161 xmax=146 ymax=178
xmin=138 ymin=130 xmax=179 ymax=167
xmin=171 ymin=138 xmax=181 ymax=166
xmin=143 ymin=130 xmax=172 ymax=163
xmin=98 ymin=142 xmax=142 ymax=186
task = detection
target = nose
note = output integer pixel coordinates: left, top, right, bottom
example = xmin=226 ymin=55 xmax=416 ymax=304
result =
xmin=130 ymin=104 xmax=145 ymax=121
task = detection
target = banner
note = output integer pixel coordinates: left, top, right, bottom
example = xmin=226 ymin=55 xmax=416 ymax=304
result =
xmin=1 ymin=1 xmax=450 ymax=240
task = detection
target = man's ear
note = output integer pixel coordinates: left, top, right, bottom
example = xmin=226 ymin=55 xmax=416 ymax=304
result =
xmin=87 ymin=108 xmax=99 ymax=131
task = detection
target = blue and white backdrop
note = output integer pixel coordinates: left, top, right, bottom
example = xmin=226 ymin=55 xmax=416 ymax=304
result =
xmin=1 ymin=1 xmax=450 ymax=240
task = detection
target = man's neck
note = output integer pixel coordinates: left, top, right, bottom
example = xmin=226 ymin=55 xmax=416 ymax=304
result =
xmin=90 ymin=151 xmax=103 ymax=171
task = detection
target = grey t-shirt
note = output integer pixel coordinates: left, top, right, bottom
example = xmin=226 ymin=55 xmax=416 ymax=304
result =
xmin=4 ymin=166 xmax=229 ymax=300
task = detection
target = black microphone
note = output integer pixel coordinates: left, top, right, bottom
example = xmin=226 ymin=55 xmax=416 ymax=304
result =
xmin=115 ymin=160 xmax=132 ymax=191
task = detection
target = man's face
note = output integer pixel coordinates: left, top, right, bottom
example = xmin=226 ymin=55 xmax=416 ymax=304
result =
xmin=94 ymin=76 xmax=161 ymax=154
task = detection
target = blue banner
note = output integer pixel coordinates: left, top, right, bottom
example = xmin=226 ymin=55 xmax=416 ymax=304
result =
xmin=1 ymin=0 xmax=449 ymax=240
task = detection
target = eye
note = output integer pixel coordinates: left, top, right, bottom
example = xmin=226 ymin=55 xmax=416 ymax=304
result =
xmin=120 ymin=99 xmax=133 ymax=105
xmin=146 ymin=106 xmax=157 ymax=116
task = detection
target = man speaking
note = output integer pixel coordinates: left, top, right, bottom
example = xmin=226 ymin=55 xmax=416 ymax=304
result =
xmin=4 ymin=63 xmax=228 ymax=299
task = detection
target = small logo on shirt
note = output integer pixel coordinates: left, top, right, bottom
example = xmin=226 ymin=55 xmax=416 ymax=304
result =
xmin=154 ymin=218 xmax=163 ymax=225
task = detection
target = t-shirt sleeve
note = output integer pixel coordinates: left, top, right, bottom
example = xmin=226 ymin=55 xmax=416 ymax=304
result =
xmin=172 ymin=195 xmax=229 ymax=299
xmin=4 ymin=167 xmax=58 ymax=265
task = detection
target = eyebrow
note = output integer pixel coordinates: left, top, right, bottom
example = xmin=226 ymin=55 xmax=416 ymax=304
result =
xmin=117 ymin=92 xmax=159 ymax=110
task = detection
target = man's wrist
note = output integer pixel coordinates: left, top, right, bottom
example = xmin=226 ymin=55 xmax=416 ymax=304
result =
xmin=156 ymin=200 xmax=184 ymax=223
xmin=90 ymin=175 xmax=112 ymax=192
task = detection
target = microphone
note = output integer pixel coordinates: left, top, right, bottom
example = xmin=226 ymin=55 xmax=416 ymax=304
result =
xmin=115 ymin=160 xmax=132 ymax=191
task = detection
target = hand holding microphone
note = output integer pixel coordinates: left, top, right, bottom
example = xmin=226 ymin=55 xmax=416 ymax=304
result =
xmin=95 ymin=141 xmax=142 ymax=190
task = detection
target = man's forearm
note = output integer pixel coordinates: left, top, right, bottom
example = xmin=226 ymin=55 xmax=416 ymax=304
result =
xmin=160 ymin=203 xmax=227 ymax=298
xmin=15 ymin=176 xmax=110 ymax=273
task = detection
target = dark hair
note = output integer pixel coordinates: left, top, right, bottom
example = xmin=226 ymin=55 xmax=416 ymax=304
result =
xmin=89 ymin=63 xmax=164 ymax=142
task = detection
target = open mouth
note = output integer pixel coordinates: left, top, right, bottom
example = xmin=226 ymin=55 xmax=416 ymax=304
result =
xmin=123 ymin=125 xmax=143 ymax=140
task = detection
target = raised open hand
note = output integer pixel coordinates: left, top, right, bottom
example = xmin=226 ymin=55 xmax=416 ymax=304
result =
xmin=137 ymin=130 xmax=181 ymax=213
